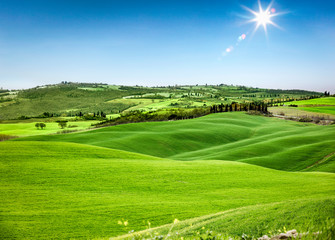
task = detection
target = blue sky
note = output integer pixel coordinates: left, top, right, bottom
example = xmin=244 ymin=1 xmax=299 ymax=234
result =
xmin=0 ymin=0 xmax=334 ymax=92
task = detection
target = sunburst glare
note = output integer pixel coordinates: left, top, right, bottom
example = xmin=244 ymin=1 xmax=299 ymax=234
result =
xmin=243 ymin=0 xmax=282 ymax=36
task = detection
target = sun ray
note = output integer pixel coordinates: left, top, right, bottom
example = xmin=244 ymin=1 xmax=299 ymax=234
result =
xmin=264 ymin=0 xmax=274 ymax=13
xmin=241 ymin=5 xmax=258 ymax=16
xmin=258 ymin=0 xmax=263 ymax=12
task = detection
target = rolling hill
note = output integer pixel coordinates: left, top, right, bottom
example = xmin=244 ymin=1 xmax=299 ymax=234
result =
xmin=1 ymin=141 xmax=334 ymax=239
xmin=16 ymin=112 xmax=335 ymax=172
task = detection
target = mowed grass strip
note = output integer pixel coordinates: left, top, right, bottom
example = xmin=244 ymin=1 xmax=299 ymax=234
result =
xmin=15 ymin=112 xmax=335 ymax=172
xmin=1 ymin=141 xmax=334 ymax=239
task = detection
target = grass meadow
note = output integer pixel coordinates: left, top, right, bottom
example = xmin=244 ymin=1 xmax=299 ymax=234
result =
xmin=269 ymin=97 xmax=335 ymax=120
xmin=299 ymin=106 xmax=335 ymax=115
xmin=0 ymin=83 xmax=323 ymax=120
xmin=0 ymin=120 xmax=98 ymax=137
xmin=17 ymin=112 xmax=335 ymax=172
xmin=287 ymin=97 xmax=335 ymax=106
xmin=285 ymin=97 xmax=335 ymax=115
xmin=114 ymin=198 xmax=335 ymax=240
xmin=1 ymin=141 xmax=334 ymax=239
xmin=1 ymin=103 xmax=335 ymax=239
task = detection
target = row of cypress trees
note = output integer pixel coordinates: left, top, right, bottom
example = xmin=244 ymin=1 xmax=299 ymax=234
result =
xmin=210 ymin=102 xmax=268 ymax=113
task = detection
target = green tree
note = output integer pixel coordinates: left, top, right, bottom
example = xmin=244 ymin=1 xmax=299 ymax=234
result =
xmin=57 ymin=121 xmax=67 ymax=129
xmin=35 ymin=122 xmax=46 ymax=129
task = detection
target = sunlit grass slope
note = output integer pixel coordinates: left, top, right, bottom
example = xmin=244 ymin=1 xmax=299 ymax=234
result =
xmin=305 ymin=153 xmax=335 ymax=173
xmin=0 ymin=120 xmax=97 ymax=137
xmin=114 ymin=198 xmax=335 ymax=240
xmin=287 ymin=97 xmax=335 ymax=115
xmin=287 ymin=97 xmax=335 ymax=106
xmin=17 ymin=112 xmax=335 ymax=172
xmin=1 ymin=141 xmax=334 ymax=239
xmin=299 ymin=106 xmax=335 ymax=115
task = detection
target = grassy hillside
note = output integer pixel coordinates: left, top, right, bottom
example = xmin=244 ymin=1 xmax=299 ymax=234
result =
xmin=3 ymin=94 xmax=334 ymax=239
xmin=17 ymin=112 xmax=335 ymax=172
xmin=0 ymin=83 xmax=322 ymax=120
xmin=0 ymin=83 xmax=151 ymax=120
xmin=269 ymin=106 xmax=335 ymax=121
xmin=287 ymin=97 xmax=335 ymax=106
xmin=299 ymin=106 xmax=335 ymax=115
xmin=305 ymin=153 xmax=335 ymax=173
xmin=284 ymin=97 xmax=335 ymax=116
xmin=269 ymin=97 xmax=335 ymax=124
xmin=0 ymin=120 xmax=98 ymax=137
xmin=1 ymin=141 xmax=334 ymax=239
xmin=114 ymin=198 xmax=335 ymax=240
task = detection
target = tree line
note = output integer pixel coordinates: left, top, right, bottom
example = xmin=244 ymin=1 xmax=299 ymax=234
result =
xmin=95 ymin=108 xmax=211 ymax=128
xmin=209 ymin=102 xmax=268 ymax=114
xmin=95 ymin=101 xmax=270 ymax=128
xmin=95 ymin=95 xmax=323 ymax=128
xmin=324 ymin=91 xmax=331 ymax=96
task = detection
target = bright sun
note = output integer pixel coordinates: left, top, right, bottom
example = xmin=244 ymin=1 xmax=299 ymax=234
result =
xmin=255 ymin=9 xmax=272 ymax=27
xmin=243 ymin=0 xmax=280 ymax=35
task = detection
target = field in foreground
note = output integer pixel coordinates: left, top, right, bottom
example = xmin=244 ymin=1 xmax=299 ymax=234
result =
xmin=2 ymin=112 xmax=335 ymax=239
xmin=114 ymin=198 xmax=335 ymax=240
xmin=1 ymin=141 xmax=334 ymax=239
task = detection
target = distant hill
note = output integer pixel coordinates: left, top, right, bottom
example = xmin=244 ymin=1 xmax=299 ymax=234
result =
xmin=0 ymin=82 xmax=322 ymax=120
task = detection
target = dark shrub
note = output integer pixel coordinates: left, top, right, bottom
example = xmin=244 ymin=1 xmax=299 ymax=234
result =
xmin=299 ymin=117 xmax=313 ymax=122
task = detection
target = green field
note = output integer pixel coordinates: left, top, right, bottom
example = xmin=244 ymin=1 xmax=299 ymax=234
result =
xmin=0 ymin=82 xmax=323 ymax=120
xmin=1 ymin=89 xmax=335 ymax=239
xmin=17 ymin=112 xmax=335 ymax=172
xmin=270 ymin=97 xmax=335 ymax=119
xmin=108 ymin=98 xmax=211 ymax=112
xmin=287 ymin=97 xmax=335 ymax=106
xmin=269 ymin=106 xmax=335 ymax=120
xmin=286 ymin=97 xmax=335 ymax=115
xmin=1 ymin=140 xmax=334 ymax=239
xmin=0 ymin=120 xmax=97 ymax=137
xmin=299 ymin=106 xmax=335 ymax=115
xmin=115 ymin=198 xmax=335 ymax=240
